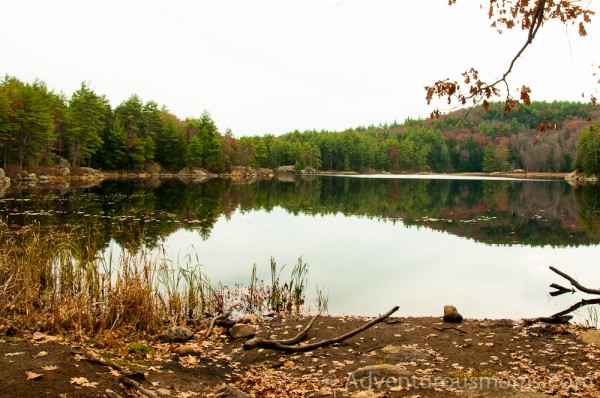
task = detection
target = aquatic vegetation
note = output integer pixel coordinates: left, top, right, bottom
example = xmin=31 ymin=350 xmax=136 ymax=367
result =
xmin=0 ymin=221 xmax=318 ymax=335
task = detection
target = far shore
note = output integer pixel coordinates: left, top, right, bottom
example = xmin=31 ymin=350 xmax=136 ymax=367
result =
xmin=1 ymin=166 xmax=573 ymax=192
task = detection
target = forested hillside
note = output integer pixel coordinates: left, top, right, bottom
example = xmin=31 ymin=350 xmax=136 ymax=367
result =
xmin=0 ymin=75 xmax=597 ymax=175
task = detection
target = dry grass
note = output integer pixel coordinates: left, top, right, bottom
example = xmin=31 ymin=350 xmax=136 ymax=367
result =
xmin=0 ymin=221 xmax=320 ymax=337
xmin=0 ymin=221 xmax=163 ymax=335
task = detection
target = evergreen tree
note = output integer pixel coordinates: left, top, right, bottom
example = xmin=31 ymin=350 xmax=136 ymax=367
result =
xmin=1 ymin=77 xmax=56 ymax=169
xmin=96 ymin=116 xmax=127 ymax=170
xmin=65 ymin=82 xmax=107 ymax=167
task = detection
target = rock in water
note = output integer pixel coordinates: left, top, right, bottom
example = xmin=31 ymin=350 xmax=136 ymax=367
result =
xmin=443 ymin=305 xmax=463 ymax=323
xmin=160 ymin=326 xmax=194 ymax=342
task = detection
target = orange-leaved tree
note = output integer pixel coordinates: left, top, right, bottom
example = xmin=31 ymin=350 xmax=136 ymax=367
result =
xmin=425 ymin=0 xmax=596 ymax=121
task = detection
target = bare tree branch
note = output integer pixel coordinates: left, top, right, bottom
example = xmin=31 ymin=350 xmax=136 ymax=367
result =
xmin=550 ymin=266 xmax=600 ymax=295
xmin=551 ymin=298 xmax=600 ymax=319
xmin=536 ymin=266 xmax=600 ymax=324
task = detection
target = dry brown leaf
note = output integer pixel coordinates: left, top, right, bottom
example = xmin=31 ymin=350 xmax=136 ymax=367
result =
xmin=33 ymin=351 xmax=48 ymax=359
xmin=42 ymin=366 xmax=58 ymax=371
xmin=70 ymin=377 xmax=99 ymax=388
xmin=5 ymin=352 xmax=25 ymax=357
xmin=26 ymin=371 xmax=43 ymax=380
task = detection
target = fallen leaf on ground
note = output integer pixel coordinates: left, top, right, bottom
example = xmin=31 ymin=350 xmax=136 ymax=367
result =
xmin=70 ymin=377 xmax=99 ymax=388
xmin=26 ymin=371 xmax=43 ymax=380
xmin=42 ymin=365 xmax=58 ymax=371
xmin=33 ymin=351 xmax=48 ymax=359
xmin=5 ymin=352 xmax=25 ymax=357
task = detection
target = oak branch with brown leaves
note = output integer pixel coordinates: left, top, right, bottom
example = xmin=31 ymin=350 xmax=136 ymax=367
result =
xmin=425 ymin=0 xmax=595 ymax=119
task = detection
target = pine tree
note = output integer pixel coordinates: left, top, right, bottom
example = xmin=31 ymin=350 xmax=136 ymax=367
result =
xmin=65 ymin=82 xmax=107 ymax=167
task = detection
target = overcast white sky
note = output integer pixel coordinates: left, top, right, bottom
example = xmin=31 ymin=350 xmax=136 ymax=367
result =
xmin=1 ymin=0 xmax=598 ymax=136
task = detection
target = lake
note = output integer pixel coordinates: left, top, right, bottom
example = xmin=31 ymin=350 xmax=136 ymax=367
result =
xmin=2 ymin=174 xmax=600 ymax=321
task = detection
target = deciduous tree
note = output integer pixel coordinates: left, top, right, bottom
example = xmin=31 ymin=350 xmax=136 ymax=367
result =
xmin=426 ymin=1 xmax=595 ymax=117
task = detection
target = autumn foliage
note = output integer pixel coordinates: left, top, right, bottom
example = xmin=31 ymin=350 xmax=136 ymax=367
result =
xmin=426 ymin=1 xmax=595 ymax=117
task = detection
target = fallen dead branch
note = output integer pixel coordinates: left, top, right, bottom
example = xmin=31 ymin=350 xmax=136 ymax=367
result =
xmin=243 ymin=305 xmax=399 ymax=352
xmin=120 ymin=376 xmax=159 ymax=398
xmin=74 ymin=349 xmax=162 ymax=398
xmin=433 ymin=326 xmax=466 ymax=334
xmin=549 ymin=266 xmax=600 ymax=296
xmin=72 ymin=350 xmax=125 ymax=373
xmin=204 ymin=314 xmax=222 ymax=339
xmin=538 ymin=266 xmax=600 ymax=324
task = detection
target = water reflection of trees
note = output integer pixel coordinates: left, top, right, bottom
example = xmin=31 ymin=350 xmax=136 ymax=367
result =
xmin=2 ymin=176 xmax=600 ymax=251
xmin=574 ymin=184 xmax=600 ymax=234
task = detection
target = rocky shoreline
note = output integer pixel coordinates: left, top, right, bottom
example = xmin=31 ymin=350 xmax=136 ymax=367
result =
xmin=0 ymin=163 xmax=596 ymax=194
xmin=1 ymin=314 xmax=599 ymax=397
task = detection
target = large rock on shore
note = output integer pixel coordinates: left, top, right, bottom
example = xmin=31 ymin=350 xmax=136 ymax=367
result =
xmin=178 ymin=167 xmax=207 ymax=177
xmin=276 ymin=165 xmax=296 ymax=174
xmin=379 ymin=345 xmax=430 ymax=362
xmin=578 ymin=329 xmax=600 ymax=346
xmin=229 ymin=324 xmax=258 ymax=339
xmin=349 ymin=364 xmax=411 ymax=379
xmin=229 ymin=166 xmax=273 ymax=179
xmin=159 ymin=326 xmax=194 ymax=343
xmin=443 ymin=305 xmax=463 ymax=323
xmin=0 ymin=168 xmax=9 ymax=186
xmin=144 ymin=161 xmax=162 ymax=175
xmin=565 ymin=171 xmax=598 ymax=184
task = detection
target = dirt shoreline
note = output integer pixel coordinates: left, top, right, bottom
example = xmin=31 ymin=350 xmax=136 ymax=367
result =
xmin=2 ymin=315 xmax=599 ymax=398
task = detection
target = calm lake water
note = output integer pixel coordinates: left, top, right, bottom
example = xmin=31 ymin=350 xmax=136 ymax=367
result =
xmin=2 ymin=175 xmax=600 ymax=320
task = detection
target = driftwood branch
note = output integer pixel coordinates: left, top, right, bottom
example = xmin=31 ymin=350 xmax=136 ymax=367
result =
xmin=433 ymin=326 xmax=466 ymax=335
xmin=549 ymin=283 xmax=574 ymax=297
xmin=537 ymin=267 xmax=600 ymax=324
xmin=243 ymin=306 xmax=399 ymax=352
xmin=74 ymin=350 xmax=125 ymax=373
xmin=551 ymin=298 xmax=600 ymax=319
xmin=204 ymin=315 xmax=221 ymax=339
xmin=120 ymin=376 xmax=159 ymax=398
xmin=550 ymin=266 xmax=600 ymax=295
xmin=75 ymin=350 xmax=161 ymax=398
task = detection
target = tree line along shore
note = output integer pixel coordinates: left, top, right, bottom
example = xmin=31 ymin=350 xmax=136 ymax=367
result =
xmin=1 ymin=75 xmax=600 ymax=181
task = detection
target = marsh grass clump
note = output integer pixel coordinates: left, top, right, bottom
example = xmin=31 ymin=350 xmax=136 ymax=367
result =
xmin=0 ymin=221 xmax=323 ymax=337
xmin=238 ymin=256 xmax=311 ymax=314
xmin=0 ymin=220 xmax=163 ymax=335
xmin=580 ymin=305 xmax=600 ymax=329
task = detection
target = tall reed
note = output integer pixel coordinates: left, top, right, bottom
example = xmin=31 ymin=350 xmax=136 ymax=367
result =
xmin=0 ymin=221 xmax=323 ymax=337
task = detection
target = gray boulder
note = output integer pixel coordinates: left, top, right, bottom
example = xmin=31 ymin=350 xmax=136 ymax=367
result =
xmin=348 ymin=364 xmax=411 ymax=381
xmin=379 ymin=345 xmax=430 ymax=362
xmin=160 ymin=326 xmax=194 ymax=343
